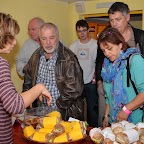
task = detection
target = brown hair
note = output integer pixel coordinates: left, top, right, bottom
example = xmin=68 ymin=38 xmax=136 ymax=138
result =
xmin=98 ymin=27 xmax=128 ymax=52
xmin=75 ymin=19 xmax=89 ymax=31
xmin=0 ymin=13 xmax=20 ymax=49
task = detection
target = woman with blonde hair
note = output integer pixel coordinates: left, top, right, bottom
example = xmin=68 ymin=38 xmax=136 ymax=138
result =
xmin=0 ymin=13 xmax=52 ymax=144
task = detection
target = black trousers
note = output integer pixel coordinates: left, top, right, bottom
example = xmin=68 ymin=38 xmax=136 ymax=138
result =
xmin=82 ymin=82 xmax=98 ymax=127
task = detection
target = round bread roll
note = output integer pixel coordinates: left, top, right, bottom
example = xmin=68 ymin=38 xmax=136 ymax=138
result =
xmin=111 ymin=123 xmax=124 ymax=135
xmin=124 ymin=122 xmax=137 ymax=130
xmin=139 ymin=128 xmax=144 ymax=135
xmin=102 ymin=127 xmax=115 ymax=142
xmin=123 ymin=129 xmax=139 ymax=143
xmin=136 ymin=122 xmax=144 ymax=129
xmin=89 ymin=128 xmax=101 ymax=137
xmin=139 ymin=134 xmax=144 ymax=143
xmin=119 ymin=120 xmax=129 ymax=127
xmin=136 ymin=122 xmax=144 ymax=135
xmin=89 ymin=128 xmax=104 ymax=144
xmin=103 ymin=138 xmax=119 ymax=144
xmin=103 ymin=138 xmax=113 ymax=144
xmin=116 ymin=129 xmax=139 ymax=144
xmin=52 ymin=124 xmax=65 ymax=136
xmin=115 ymin=132 xmax=129 ymax=144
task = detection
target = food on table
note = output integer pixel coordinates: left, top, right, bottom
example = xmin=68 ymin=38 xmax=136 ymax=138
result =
xmin=119 ymin=120 xmax=129 ymax=127
xmin=89 ymin=128 xmax=104 ymax=144
xmin=24 ymin=117 xmax=40 ymax=126
xmin=53 ymin=133 xmax=69 ymax=143
xmin=46 ymin=111 xmax=61 ymax=119
xmin=51 ymin=124 xmax=65 ymax=136
xmin=40 ymin=116 xmax=60 ymax=129
xmin=32 ymin=131 xmax=49 ymax=142
xmin=115 ymin=129 xmax=139 ymax=144
xmin=102 ymin=127 xmax=115 ymax=142
xmin=139 ymin=134 xmax=144 ymax=143
xmin=30 ymin=123 xmax=65 ymax=143
xmin=103 ymin=138 xmax=118 ymax=144
xmin=60 ymin=121 xmax=73 ymax=133
xmin=38 ymin=128 xmax=53 ymax=134
xmin=71 ymin=121 xmax=87 ymax=134
xmin=136 ymin=122 xmax=144 ymax=135
xmin=23 ymin=110 xmax=87 ymax=143
xmin=111 ymin=123 xmax=124 ymax=135
xmin=68 ymin=128 xmax=84 ymax=141
xmin=124 ymin=122 xmax=138 ymax=131
xmin=136 ymin=122 xmax=144 ymax=129
xmin=89 ymin=121 xmax=144 ymax=144
xmin=23 ymin=125 xmax=35 ymax=138
xmin=115 ymin=132 xmax=130 ymax=144
xmin=68 ymin=121 xmax=87 ymax=141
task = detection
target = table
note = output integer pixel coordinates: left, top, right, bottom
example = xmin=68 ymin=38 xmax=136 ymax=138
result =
xmin=13 ymin=120 xmax=95 ymax=144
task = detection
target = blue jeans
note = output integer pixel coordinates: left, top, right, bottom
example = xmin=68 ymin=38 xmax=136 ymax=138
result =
xmin=83 ymin=82 xmax=98 ymax=127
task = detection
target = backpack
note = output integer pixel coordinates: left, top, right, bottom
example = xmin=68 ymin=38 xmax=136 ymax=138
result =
xmin=126 ymin=53 xmax=144 ymax=121
xmin=126 ymin=53 xmax=139 ymax=94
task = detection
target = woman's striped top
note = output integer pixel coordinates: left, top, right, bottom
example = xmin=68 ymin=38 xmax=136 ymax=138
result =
xmin=0 ymin=57 xmax=24 ymax=144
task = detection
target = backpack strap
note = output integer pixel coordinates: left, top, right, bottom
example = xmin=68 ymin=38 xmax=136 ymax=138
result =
xmin=126 ymin=53 xmax=144 ymax=122
xmin=126 ymin=54 xmax=138 ymax=95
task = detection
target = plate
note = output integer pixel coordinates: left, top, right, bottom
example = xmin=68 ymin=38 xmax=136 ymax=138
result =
xmin=22 ymin=108 xmax=87 ymax=143
xmin=23 ymin=107 xmax=59 ymax=128
xmin=23 ymin=133 xmax=87 ymax=144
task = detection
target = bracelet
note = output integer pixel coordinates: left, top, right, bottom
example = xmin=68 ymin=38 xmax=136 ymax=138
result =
xmin=102 ymin=114 xmax=110 ymax=120
xmin=122 ymin=106 xmax=132 ymax=115
xmin=104 ymin=114 xmax=110 ymax=118
xmin=92 ymin=79 xmax=96 ymax=82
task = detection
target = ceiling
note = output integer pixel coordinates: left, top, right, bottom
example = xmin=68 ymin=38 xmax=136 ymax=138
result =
xmin=56 ymin=0 xmax=95 ymax=3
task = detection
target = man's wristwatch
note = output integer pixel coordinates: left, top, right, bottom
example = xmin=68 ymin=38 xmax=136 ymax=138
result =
xmin=102 ymin=114 xmax=110 ymax=120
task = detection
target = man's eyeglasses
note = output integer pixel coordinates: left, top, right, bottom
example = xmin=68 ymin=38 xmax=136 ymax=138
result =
xmin=77 ymin=29 xmax=88 ymax=33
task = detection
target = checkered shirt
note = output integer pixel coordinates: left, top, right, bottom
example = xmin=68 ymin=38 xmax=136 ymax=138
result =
xmin=36 ymin=51 xmax=60 ymax=108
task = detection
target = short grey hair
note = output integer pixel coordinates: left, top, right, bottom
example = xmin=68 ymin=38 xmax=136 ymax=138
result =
xmin=108 ymin=2 xmax=130 ymax=16
xmin=29 ymin=17 xmax=45 ymax=27
xmin=40 ymin=22 xmax=59 ymax=36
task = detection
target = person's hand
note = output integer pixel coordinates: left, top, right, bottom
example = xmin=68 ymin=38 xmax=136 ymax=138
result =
xmin=41 ymin=88 xmax=52 ymax=106
xmin=102 ymin=117 xmax=109 ymax=128
xmin=92 ymin=78 xmax=96 ymax=84
xmin=116 ymin=109 xmax=129 ymax=122
xmin=92 ymin=73 xmax=96 ymax=84
xmin=39 ymin=95 xmax=43 ymax=101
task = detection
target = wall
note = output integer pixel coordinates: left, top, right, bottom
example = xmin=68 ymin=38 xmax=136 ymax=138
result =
xmin=69 ymin=0 xmax=144 ymax=41
xmin=130 ymin=21 xmax=142 ymax=29
xmin=0 ymin=0 xmax=72 ymax=93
